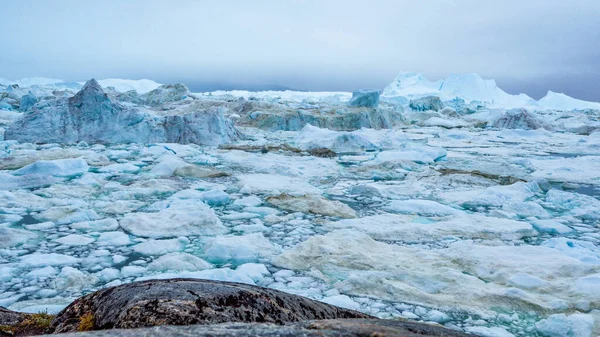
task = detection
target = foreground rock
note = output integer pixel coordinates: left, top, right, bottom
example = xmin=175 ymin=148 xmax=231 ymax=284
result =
xmin=50 ymin=278 xmax=371 ymax=333
xmin=5 ymin=79 xmax=239 ymax=145
xmin=1 ymin=307 xmax=53 ymax=336
xmin=40 ymin=319 xmax=471 ymax=336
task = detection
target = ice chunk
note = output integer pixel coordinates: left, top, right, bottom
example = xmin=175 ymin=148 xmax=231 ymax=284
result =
xmin=120 ymin=199 xmax=226 ymax=238
xmin=409 ymin=96 xmax=443 ymax=111
xmin=0 ymin=173 xmax=64 ymax=190
xmin=136 ymin=268 xmax=255 ymax=285
xmin=373 ymin=146 xmax=447 ymax=164
xmin=347 ymin=89 xmax=380 ymax=108
xmin=574 ymin=274 xmax=600 ymax=297
xmin=148 ymin=252 xmax=212 ymax=272
xmin=54 ymin=234 xmax=95 ymax=246
xmin=422 ymin=310 xmax=451 ymax=324
xmin=19 ymin=253 xmax=79 ymax=267
xmin=149 ymin=154 xmax=188 ymax=176
xmin=328 ymin=213 xmax=535 ymax=242
xmin=98 ymin=163 xmax=140 ymax=174
xmin=70 ymin=219 xmax=119 ymax=232
xmin=238 ymin=174 xmax=322 ymax=196
xmin=465 ymin=326 xmax=515 ymax=337
xmin=200 ymin=189 xmax=230 ymax=206
xmin=384 ymin=199 xmax=461 ymax=217
xmin=96 ymin=231 xmax=132 ymax=246
xmin=266 ymin=194 xmax=356 ymax=218
xmin=507 ymin=273 xmax=547 ymax=289
xmin=12 ymin=158 xmax=88 ymax=177
xmin=542 ymin=238 xmax=600 ymax=264
xmin=502 ymin=201 xmax=550 ymax=219
xmin=235 ymin=263 xmax=270 ymax=283
xmin=531 ymin=220 xmax=573 ymax=235
xmin=321 ymin=294 xmax=361 ymax=310
xmin=20 ymin=93 xmax=38 ymax=112
xmin=0 ymin=225 xmax=36 ymax=248
xmin=233 ymin=196 xmax=263 ymax=207
xmin=95 ymin=268 xmax=121 ymax=282
xmin=202 ymin=233 xmax=281 ymax=265
xmin=464 ymin=181 xmax=541 ymax=209
xmin=121 ymin=266 xmax=147 ymax=278
xmin=132 ymin=238 xmax=188 ymax=255
xmin=25 ymin=266 xmax=58 ymax=280
xmin=535 ymin=313 xmax=594 ymax=337
xmin=53 ymin=266 xmax=98 ymax=291
xmin=295 ymin=124 xmax=378 ymax=154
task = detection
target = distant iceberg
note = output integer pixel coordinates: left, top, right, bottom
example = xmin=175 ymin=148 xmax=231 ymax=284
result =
xmin=537 ymin=90 xmax=600 ymax=111
xmin=383 ymin=72 xmax=537 ymax=109
xmin=383 ymin=72 xmax=600 ymax=111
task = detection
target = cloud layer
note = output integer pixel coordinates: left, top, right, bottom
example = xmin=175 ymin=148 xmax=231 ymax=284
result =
xmin=1 ymin=0 xmax=599 ymax=99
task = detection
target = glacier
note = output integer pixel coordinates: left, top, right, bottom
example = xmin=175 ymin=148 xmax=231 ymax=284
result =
xmin=1 ymin=71 xmax=600 ymax=337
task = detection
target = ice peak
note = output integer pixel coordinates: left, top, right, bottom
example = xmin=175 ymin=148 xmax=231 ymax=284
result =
xmin=81 ymin=78 xmax=102 ymax=92
xmin=73 ymin=79 xmax=108 ymax=102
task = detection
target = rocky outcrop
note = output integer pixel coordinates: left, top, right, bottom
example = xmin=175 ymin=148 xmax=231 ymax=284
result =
xmin=0 ymin=307 xmax=53 ymax=336
xmin=5 ymin=79 xmax=239 ymax=145
xmin=43 ymin=319 xmax=471 ymax=337
xmin=409 ymin=96 xmax=444 ymax=111
xmin=50 ymin=278 xmax=371 ymax=333
xmin=348 ymin=89 xmax=381 ymax=108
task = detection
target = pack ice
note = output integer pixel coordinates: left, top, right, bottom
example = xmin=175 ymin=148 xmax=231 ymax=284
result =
xmin=1 ymin=73 xmax=600 ymax=336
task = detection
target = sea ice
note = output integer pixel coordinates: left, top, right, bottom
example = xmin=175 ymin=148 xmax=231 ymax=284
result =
xmin=12 ymin=158 xmax=89 ymax=177
xmin=202 ymin=233 xmax=281 ymax=265
xmin=120 ymin=199 xmax=226 ymax=238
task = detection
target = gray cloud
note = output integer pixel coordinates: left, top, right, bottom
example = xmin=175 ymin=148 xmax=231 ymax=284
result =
xmin=1 ymin=0 xmax=599 ymax=100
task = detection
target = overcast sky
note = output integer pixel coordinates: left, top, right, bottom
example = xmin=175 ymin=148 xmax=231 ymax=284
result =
xmin=1 ymin=0 xmax=599 ymax=100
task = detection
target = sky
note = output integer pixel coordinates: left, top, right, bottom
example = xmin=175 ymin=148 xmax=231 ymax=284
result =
xmin=1 ymin=0 xmax=599 ymax=100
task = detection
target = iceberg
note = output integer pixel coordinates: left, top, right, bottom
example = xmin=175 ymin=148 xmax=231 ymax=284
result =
xmin=383 ymin=72 xmax=538 ymax=108
xmin=4 ymin=79 xmax=239 ymax=146
xmin=538 ymin=91 xmax=600 ymax=111
xmin=347 ymin=89 xmax=381 ymax=108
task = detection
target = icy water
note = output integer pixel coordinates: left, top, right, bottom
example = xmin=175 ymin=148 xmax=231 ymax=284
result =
xmin=1 ymin=126 xmax=600 ymax=337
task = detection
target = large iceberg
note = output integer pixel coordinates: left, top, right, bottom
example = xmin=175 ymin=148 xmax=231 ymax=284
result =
xmin=4 ymin=79 xmax=239 ymax=145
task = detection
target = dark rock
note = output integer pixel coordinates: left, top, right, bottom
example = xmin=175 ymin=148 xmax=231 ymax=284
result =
xmin=0 ymin=306 xmax=26 ymax=326
xmin=0 ymin=307 xmax=54 ymax=337
xmin=348 ymin=89 xmax=381 ymax=108
xmin=38 ymin=319 xmax=472 ymax=337
xmin=50 ymin=278 xmax=371 ymax=333
xmin=409 ymin=96 xmax=444 ymax=112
